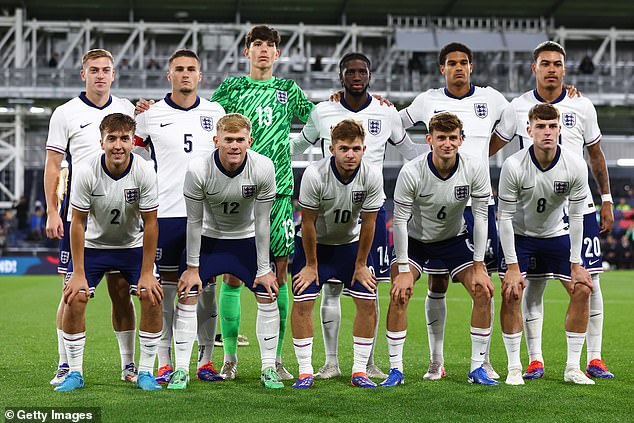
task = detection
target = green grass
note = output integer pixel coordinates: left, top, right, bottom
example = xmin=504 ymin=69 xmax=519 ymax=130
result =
xmin=1 ymin=272 xmax=633 ymax=422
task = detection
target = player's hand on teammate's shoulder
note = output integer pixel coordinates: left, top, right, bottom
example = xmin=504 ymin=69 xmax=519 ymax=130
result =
xmin=352 ymin=265 xmax=377 ymax=294
xmin=45 ymin=211 xmax=64 ymax=240
xmin=390 ymin=271 xmax=414 ymax=304
xmin=564 ymin=84 xmax=583 ymax=98
xmin=134 ymin=98 xmax=154 ymax=115
xmin=177 ymin=267 xmax=202 ymax=299
xmin=328 ymin=89 xmax=393 ymax=106
xmin=63 ymin=273 xmax=89 ymax=305
xmin=138 ymin=273 xmax=163 ymax=306
xmin=292 ymin=265 xmax=318 ymax=296
xmin=570 ymin=263 xmax=593 ymax=292
xmin=254 ymin=271 xmax=279 ymax=300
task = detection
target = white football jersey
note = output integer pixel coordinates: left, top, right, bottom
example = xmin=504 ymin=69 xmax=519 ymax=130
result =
xmin=498 ymin=145 xmax=588 ymax=238
xmin=400 ymin=85 xmax=509 ymax=162
xmin=494 ymin=88 xmax=601 ymax=212
xmin=70 ymin=153 xmax=159 ymax=249
xmin=183 ymin=149 xmax=276 ymax=240
xmin=45 ymin=93 xmax=135 ymax=220
xmin=393 ymin=152 xmax=490 ymax=243
xmin=135 ymin=95 xmax=226 ymax=218
xmin=298 ymin=157 xmax=384 ymax=245
xmin=299 ymin=96 xmax=417 ymax=169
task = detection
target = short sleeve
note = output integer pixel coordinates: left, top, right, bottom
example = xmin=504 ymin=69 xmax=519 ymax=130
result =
xmin=298 ymin=165 xmax=321 ymax=210
xmin=69 ymin=164 xmax=93 ymax=213
xmin=494 ymin=101 xmax=519 ymax=142
xmin=138 ymin=158 xmax=159 ymax=212
xmin=361 ymin=165 xmax=384 ymax=212
xmin=46 ymin=107 xmax=69 ymax=155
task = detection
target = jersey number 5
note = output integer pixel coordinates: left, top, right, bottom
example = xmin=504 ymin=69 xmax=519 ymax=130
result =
xmin=184 ymin=134 xmax=193 ymax=153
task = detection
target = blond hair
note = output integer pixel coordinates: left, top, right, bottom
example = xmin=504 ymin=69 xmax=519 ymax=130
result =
xmin=82 ymin=49 xmax=114 ymax=68
xmin=217 ymin=113 xmax=252 ymax=134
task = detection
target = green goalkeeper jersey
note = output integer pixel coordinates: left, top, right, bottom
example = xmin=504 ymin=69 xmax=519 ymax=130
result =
xmin=211 ymin=76 xmax=314 ymax=196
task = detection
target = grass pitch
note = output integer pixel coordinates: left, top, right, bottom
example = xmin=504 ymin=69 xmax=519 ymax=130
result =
xmin=1 ymin=272 xmax=633 ymax=422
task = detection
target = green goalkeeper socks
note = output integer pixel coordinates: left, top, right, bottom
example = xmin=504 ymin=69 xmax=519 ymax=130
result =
xmin=219 ymin=282 xmax=242 ymax=356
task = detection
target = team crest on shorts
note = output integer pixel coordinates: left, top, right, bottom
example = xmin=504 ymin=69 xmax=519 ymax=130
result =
xmin=553 ymin=181 xmax=570 ymax=194
xmin=155 ymin=248 xmax=162 ymax=261
xmin=454 ymin=185 xmax=470 ymax=200
xmin=562 ymin=112 xmax=576 ymax=128
xmin=124 ymin=188 xmax=140 ymax=203
xmin=242 ymin=184 xmax=257 ymax=198
xmin=276 ymin=90 xmax=288 ymax=104
xmin=60 ymin=251 xmax=70 ymax=264
xmin=474 ymin=103 xmax=488 ymax=119
xmin=352 ymin=190 xmax=367 ymax=205
xmin=200 ymin=116 xmax=214 ymax=131
xmin=368 ymin=119 xmax=381 ymax=136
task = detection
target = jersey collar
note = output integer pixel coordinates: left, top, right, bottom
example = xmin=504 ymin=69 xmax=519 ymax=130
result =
xmin=164 ymin=93 xmax=200 ymax=111
xmin=427 ymin=152 xmax=460 ymax=181
xmin=529 ymin=145 xmax=561 ymax=172
xmin=214 ymin=149 xmax=248 ymax=178
xmin=340 ymin=94 xmax=372 ymax=112
xmin=101 ymin=153 xmax=133 ymax=181
xmin=532 ymin=88 xmax=567 ymax=104
xmin=330 ymin=156 xmax=360 ymax=185
xmin=443 ymin=84 xmax=475 ymax=100
xmin=79 ymin=92 xmax=112 ymax=110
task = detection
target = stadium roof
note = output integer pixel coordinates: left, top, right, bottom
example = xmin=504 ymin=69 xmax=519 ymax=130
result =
xmin=2 ymin=0 xmax=634 ymax=28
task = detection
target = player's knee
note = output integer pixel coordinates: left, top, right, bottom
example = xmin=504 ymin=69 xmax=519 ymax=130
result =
xmin=428 ymin=273 xmax=449 ymax=292
xmin=473 ymin=283 xmax=491 ymax=304
xmin=223 ymin=273 xmax=242 ymax=287
xmin=293 ymin=300 xmax=314 ymax=317
xmin=572 ymin=283 xmax=591 ymax=300
xmin=354 ymin=298 xmax=376 ymax=316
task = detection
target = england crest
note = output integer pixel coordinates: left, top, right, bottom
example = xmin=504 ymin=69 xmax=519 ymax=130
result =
xmin=454 ymin=185 xmax=470 ymax=201
xmin=276 ymin=90 xmax=288 ymax=104
xmin=554 ymin=181 xmax=570 ymax=194
xmin=474 ymin=103 xmax=488 ymax=119
xmin=352 ymin=191 xmax=367 ymax=205
xmin=562 ymin=112 xmax=576 ymax=128
xmin=60 ymin=251 xmax=70 ymax=264
xmin=124 ymin=188 xmax=140 ymax=203
xmin=200 ymin=116 xmax=214 ymax=132
xmin=368 ymin=119 xmax=381 ymax=136
xmin=242 ymin=184 xmax=256 ymax=198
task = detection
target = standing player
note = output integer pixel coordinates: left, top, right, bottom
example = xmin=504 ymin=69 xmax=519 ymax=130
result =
xmin=134 ymin=49 xmax=226 ymax=384
xmin=291 ymin=119 xmax=384 ymax=389
xmin=490 ymin=41 xmax=614 ymax=379
xmin=210 ymin=25 xmax=314 ymax=380
xmin=382 ymin=112 xmax=496 ymax=387
xmin=291 ymin=52 xmax=422 ymax=379
xmin=44 ymin=49 xmax=138 ymax=385
xmin=178 ymin=114 xmax=282 ymax=389
xmin=55 ymin=113 xmax=163 ymax=392
xmin=497 ymin=104 xmax=594 ymax=385
xmin=399 ymin=42 xmax=508 ymax=380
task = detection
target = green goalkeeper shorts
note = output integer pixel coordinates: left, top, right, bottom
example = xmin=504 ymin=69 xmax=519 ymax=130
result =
xmin=270 ymin=195 xmax=295 ymax=258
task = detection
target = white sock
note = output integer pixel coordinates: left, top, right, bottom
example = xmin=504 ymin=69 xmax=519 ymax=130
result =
xmin=158 ymin=283 xmax=177 ymax=368
xmin=320 ymin=283 xmax=342 ymax=366
xmin=256 ymin=301 xmax=279 ymax=371
xmin=114 ymin=329 xmax=136 ymax=369
xmin=367 ymin=295 xmax=380 ymax=367
xmin=522 ymin=278 xmax=547 ymax=363
xmin=352 ymin=336 xmax=373 ymax=375
xmin=293 ymin=337 xmax=314 ymax=376
xmin=502 ymin=332 xmax=523 ymax=371
xmin=566 ymin=331 xmax=586 ymax=369
xmin=484 ymin=297 xmax=494 ymax=363
xmin=173 ymin=302 xmax=197 ymax=372
xmin=425 ymin=290 xmax=446 ymax=363
xmin=57 ymin=328 xmax=68 ymax=366
xmin=63 ymin=332 xmax=86 ymax=375
xmin=587 ymin=274 xmax=603 ymax=362
xmin=470 ymin=326 xmax=491 ymax=372
xmin=196 ymin=284 xmax=218 ymax=368
xmin=138 ymin=330 xmax=161 ymax=374
xmin=386 ymin=330 xmax=407 ymax=372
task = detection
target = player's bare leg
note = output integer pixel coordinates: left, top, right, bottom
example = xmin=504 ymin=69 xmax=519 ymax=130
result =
xmin=274 ymin=255 xmax=293 ymax=379
xmin=424 ymin=273 xmax=449 ymax=380
xmin=561 ymin=278 xmax=594 ymax=384
xmin=106 ymin=273 xmax=137 ymax=382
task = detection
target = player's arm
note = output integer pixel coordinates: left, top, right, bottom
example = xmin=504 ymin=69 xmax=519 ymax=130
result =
xmin=497 ymin=161 xmax=524 ymax=302
xmin=586 ymin=141 xmax=614 ymax=234
xmin=44 ymin=150 xmax=65 ymax=240
xmin=489 ymin=132 xmax=509 ymax=157
xmin=293 ymin=207 xmax=319 ymax=295
xmin=63 ymin=208 xmax=89 ymax=305
xmin=138 ymin=210 xmax=162 ymax=305
xmin=470 ymin=192 xmax=494 ymax=298
xmin=391 ymin=168 xmax=416 ymax=304
xmin=134 ymin=98 xmax=154 ymax=115
xmin=568 ymin=165 xmax=593 ymax=291
xmin=489 ymin=103 xmax=518 ymax=157
xmin=290 ymin=111 xmax=320 ymax=156
xmin=353 ymin=211 xmax=378 ymax=293
xmin=253 ymin=197 xmax=277 ymax=300
xmin=388 ymin=108 xmax=425 ymax=159
xmin=180 ymin=164 xmax=205 ymax=298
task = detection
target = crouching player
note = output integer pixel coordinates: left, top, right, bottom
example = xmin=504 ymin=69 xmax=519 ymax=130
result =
xmin=56 ymin=113 xmax=163 ymax=392
xmin=177 ymin=114 xmax=282 ymax=389
xmin=498 ymin=104 xmax=594 ymax=385
xmin=291 ymin=119 xmax=383 ymax=388
xmin=383 ymin=112 xmax=496 ymax=386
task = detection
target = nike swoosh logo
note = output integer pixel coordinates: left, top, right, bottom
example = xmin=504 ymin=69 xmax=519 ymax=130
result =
xmin=427 ymin=319 xmax=438 ymax=326
xmin=175 ymin=341 xmax=187 ymax=345
xmin=323 ymin=320 xmax=334 ymax=325
xmin=80 ymin=123 xmax=92 ymax=129
xmin=588 ymin=259 xmax=600 ymax=266
xmin=434 ymin=110 xmax=446 ymax=114
xmin=479 ymin=352 xmax=486 ymax=356
xmin=160 ymin=122 xmax=174 ymax=127
xmin=206 ymin=191 xmax=220 ymax=196
xmin=389 ymin=354 xmax=398 ymax=358
xmin=91 ymin=194 xmax=105 ymax=197
xmin=419 ymin=193 xmax=433 ymax=198
xmin=264 ymin=336 xmax=276 ymax=342
xmin=525 ymin=317 xmax=539 ymax=323
xmin=521 ymin=186 xmax=534 ymax=190
xmin=590 ymin=313 xmax=602 ymax=318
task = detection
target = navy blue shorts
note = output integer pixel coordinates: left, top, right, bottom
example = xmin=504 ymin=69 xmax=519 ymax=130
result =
xmin=390 ymin=235 xmax=474 ymax=281
xmin=58 ymin=221 xmax=71 ymax=274
xmin=292 ymin=237 xmax=376 ymax=302
xmin=179 ymin=236 xmax=270 ymax=299
xmin=65 ymin=247 xmax=144 ymax=296
xmin=157 ymin=217 xmax=187 ymax=275
xmin=499 ymin=235 xmax=573 ymax=282
xmin=423 ymin=205 xmax=498 ymax=274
